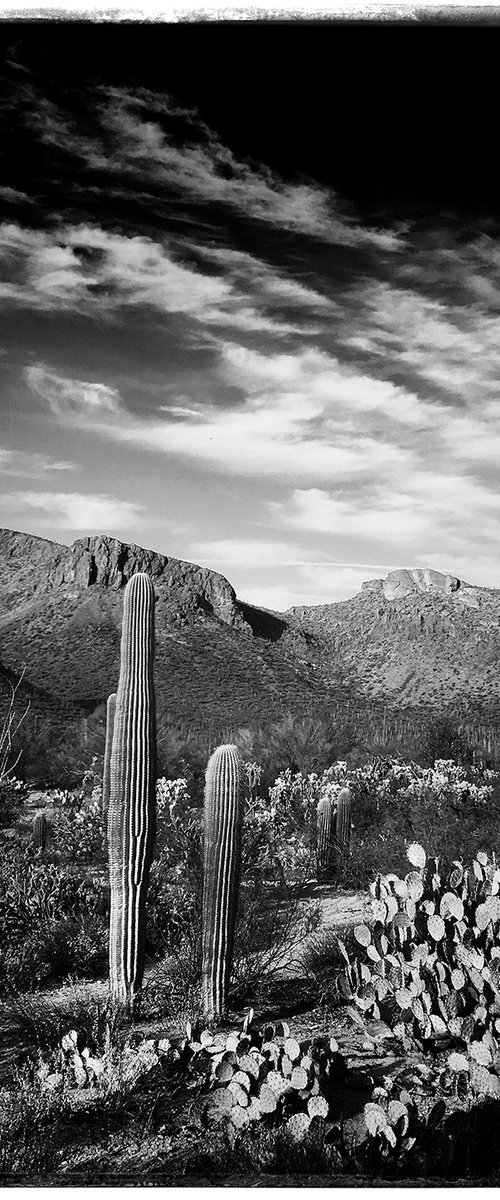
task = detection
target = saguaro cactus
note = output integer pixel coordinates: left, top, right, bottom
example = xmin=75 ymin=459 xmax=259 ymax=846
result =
xmin=102 ymin=692 xmax=117 ymax=820
xmin=202 ymin=744 xmax=242 ymax=1021
xmin=335 ymin=786 xmax=352 ymax=875
xmin=316 ymin=794 xmax=336 ymax=880
xmin=108 ymin=573 xmax=156 ymax=1011
xmin=33 ymin=811 xmax=46 ymax=852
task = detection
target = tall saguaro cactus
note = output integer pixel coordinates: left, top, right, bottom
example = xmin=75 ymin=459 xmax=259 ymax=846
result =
xmin=335 ymin=786 xmax=352 ymax=875
xmin=108 ymin=573 xmax=156 ymax=1011
xmin=202 ymin=744 xmax=242 ymax=1021
xmin=102 ymin=692 xmax=117 ymax=820
xmin=316 ymin=794 xmax=336 ymax=880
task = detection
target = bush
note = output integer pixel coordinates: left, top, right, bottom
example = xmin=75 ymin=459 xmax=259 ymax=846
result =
xmin=0 ymin=849 xmax=108 ymax=992
xmin=0 ymin=1066 xmax=66 ymax=1174
xmin=50 ymin=797 xmax=107 ymax=865
xmin=0 ymin=775 xmax=28 ymax=828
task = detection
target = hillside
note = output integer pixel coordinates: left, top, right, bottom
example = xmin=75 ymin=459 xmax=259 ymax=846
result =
xmin=1 ymin=532 xmax=499 ymax=763
xmin=287 ymin=568 xmax=500 ymax=714
xmin=0 ymin=529 xmax=348 ymax=739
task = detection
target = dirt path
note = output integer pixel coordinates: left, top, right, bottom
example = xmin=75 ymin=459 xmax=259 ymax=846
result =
xmin=0 ymin=887 xmax=368 ymax=1079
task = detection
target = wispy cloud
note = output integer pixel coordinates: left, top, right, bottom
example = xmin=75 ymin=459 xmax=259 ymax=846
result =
xmin=24 ymin=357 xmax=414 ymax=481
xmin=26 ymin=83 xmax=404 ymax=252
xmin=1 ymin=490 xmax=146 ymax=533
xmin=0 ymin=446 xmax=76 ymax=475
xmin=0 ymin=220 xmax=324 ymax=338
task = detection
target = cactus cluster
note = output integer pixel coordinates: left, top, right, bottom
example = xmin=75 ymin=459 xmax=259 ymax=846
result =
xmin=108 ymin=573 xmax=156 ymax=1011
xmin=316 ymin=786 xmax=352 ymax=881
xmin=180 ymin=1013 xmax=350 ymax=1141
xmin=338 ymin=843 xmax=500 ymax=1094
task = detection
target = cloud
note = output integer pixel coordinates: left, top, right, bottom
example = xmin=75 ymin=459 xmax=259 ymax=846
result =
xmin=1 ymin=490 xmax=146 ymax=533
xmin=275 ymin=488 xmax=430 ymax=545
xmin=27 ymin=84 xmax=404 ymax=252
xmin=190 ymin=539 xmax=313 ymax=569
xmin=292 ymin=563 xmax=381 ymax=606
xmin=0 ymin=186 xmax=34 ymax=205
xmin=25 ymin=357 xmax=415 ymax=481
xmin=0 ymin=220 xmax=322 ymax=337
xmin=26 ymin=368 xmax=121 ymax=419
xmin=237 ymin=584 xmax=303 ymax=613
xmin=0 ymin=446 xmax=76 ymax=475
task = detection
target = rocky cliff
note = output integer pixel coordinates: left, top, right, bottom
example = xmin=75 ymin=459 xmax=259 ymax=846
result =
xmin=0 ymin=529 xmax=323 ymax=730
xmin=0 ymin=529 xmax=247 ymax=629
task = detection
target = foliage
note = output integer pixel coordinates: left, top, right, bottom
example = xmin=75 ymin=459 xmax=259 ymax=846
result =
xmin=262 ymin=714 xmax=346 ymax=776
xmin=0 ymin=847 xmax=107 ymax=992
xmin=418 ymin=715 xmax=474 ymax=768
xmin=343 ymin=756 xmax=499 ymax=885
xmin=0 ymin=774 xmax=29 ymax=829
xmin=0 ymin=1065 xmax=66 ymax=1174
xmin=51 ymin=796 xmax=107 ymax=865
xmin=0 ymin=673 xmax=31 ymax=825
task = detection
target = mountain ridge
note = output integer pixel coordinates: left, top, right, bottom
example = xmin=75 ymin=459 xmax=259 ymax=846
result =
xmin=1 ymin=529 xmax=499 ymax=758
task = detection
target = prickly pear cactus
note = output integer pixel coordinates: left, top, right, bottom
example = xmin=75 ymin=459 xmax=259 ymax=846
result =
xmin=102 ymin=692 xmax=117 ymax=820
xmin=183 ymin=1013 xmax=349 ymax=1140
xmin=316 ymin=794 xmax=336 ymax=881
xmin=339 ymin=843 xmax=500 ymax=1092
xmin=108 ymin=573 xmax=156 ymax=1012
xmin=201 ymin=744 xmax=242 ymax=1021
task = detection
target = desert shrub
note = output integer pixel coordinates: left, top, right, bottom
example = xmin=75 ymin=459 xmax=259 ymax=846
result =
xmin=50 ymin=796 xmax=107 ymax=865
xmin=156 ymin=721 xmax=208 ymax=804
xmin=0 ymin=1066 xmax=67 ymax=1174
xmin=1 ymin=916 xmax=107 ymax=992
xmin=345 ymin=757 xmax=500 ymax=885
xmin=0 ymin=774 xmax=29 ymax=828
xmin=0 ymin=849 xmax=108 ymax=992
xmin=418 ymin=715 xmax=474 ymax=767
xmin=262 ymin=713 xmax=354 ymax=777
xmin=2 ymin=984 xmax=122 ymax=1063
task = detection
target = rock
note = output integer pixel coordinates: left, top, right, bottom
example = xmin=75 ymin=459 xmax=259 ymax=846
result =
xmin=362 ymin=568 xmax=474 ymax=601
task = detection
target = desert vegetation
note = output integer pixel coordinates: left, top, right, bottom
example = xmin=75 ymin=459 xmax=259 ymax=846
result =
xmin=2 ymin=575 xmax=500 ymax=1183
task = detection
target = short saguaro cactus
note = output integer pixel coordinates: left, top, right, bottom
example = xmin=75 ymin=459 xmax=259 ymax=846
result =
xmin=201 ymin=743 xmax=243 ymax=1021
xmin=316 ymin=794 xmax=336 ymax=880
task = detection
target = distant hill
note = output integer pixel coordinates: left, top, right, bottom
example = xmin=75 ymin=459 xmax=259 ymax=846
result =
xmin=286 ymin=567 xmax=500 ymax=714
xmin=1 ymin=530 xmax=499 ymax=767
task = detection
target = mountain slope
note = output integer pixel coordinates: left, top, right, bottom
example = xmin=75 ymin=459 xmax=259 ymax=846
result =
xmin=1 ymin=532 xmax=499 ymax=756
xmin=286 ymin=568 xmax=500 ymax=715
xmin=0 ymin=529 xmax=345 ymax=734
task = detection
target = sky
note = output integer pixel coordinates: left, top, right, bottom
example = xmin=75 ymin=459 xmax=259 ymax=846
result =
xmin=1 ymin=22 xmax=500 ymax=611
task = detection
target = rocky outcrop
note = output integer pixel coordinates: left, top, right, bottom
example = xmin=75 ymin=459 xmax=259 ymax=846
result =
xmin=361 ymin=568 xmax=482 ymax=605
xmin=0 ymin=529 xmax=247 ymax=631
